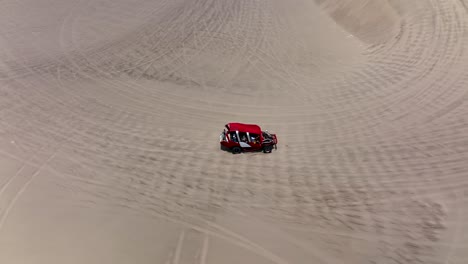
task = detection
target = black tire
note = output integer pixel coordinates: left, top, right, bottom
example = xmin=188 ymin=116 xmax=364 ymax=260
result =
xmin=231 ymin=147 xmax=242 ymax=154
xmin=263 ymin=145 xmax=273 ymax=153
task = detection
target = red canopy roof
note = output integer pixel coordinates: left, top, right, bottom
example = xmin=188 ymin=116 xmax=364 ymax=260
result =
xmin=226 ymin=123 xmax=262 ymax=134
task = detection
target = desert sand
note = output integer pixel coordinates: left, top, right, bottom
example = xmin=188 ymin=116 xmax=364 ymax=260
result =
xmin=1 ymin=0 xmax=468 ymax=263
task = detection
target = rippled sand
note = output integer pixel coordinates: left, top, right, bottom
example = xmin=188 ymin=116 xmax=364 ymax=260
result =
xmin=1 ymin=0 xmax=468 ymax=263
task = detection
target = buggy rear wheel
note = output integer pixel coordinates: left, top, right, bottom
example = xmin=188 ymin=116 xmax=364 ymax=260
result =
xmin=231 ymin=146 xmax=242 ymax=154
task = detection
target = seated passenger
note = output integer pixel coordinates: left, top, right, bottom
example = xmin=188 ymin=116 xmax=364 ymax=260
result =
xmin=241 ymin=135 xmax=247 ymax=142
xmin=230 ymin=133 xmax=238 ymax=142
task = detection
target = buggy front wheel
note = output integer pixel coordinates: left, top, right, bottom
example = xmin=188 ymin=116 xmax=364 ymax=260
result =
xmin=262 ymin=145 xmax=273 ymax=153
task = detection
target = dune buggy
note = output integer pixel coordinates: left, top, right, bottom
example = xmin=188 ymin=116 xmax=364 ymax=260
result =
xmin=219 ymin=122 xmax=278 ymax=154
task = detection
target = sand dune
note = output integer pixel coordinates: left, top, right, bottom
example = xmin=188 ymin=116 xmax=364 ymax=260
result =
xmin=1 ymin=0 xmax=468 ymax=263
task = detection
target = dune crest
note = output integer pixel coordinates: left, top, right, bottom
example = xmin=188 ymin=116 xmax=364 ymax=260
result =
xmin=315 ymin=0 xmax=401 ymax=43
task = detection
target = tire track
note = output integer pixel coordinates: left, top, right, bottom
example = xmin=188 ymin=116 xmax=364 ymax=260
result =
xmin=1 ymin=0 xmax=468 ymax=263
xmin=0 ymin=149 xmax=58 ymax=233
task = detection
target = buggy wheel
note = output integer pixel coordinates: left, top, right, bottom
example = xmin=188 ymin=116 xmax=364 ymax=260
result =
xmin=263 ymin=145 xmax=273 ymax=153
xmin=231 ymin=147 xmax=242 ymax=154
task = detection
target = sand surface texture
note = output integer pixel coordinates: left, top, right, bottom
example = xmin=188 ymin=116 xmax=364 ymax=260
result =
xmin=1 ymin=0 xmax=468 ymax=263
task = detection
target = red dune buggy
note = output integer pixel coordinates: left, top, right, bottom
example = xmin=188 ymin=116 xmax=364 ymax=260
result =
xmin=219 ymin=122 xmax=278 ymax=154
